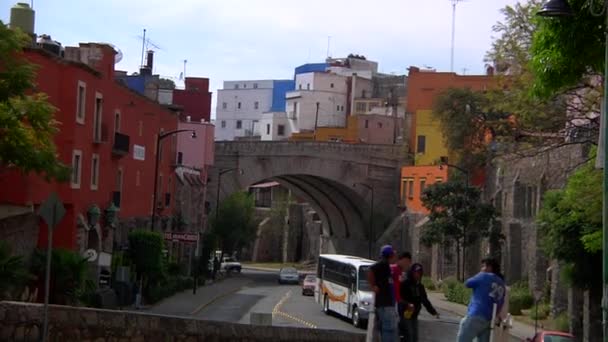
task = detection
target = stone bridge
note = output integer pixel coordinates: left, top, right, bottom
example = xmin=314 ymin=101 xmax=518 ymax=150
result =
xmin=211 ymin=141 xmax=408 ymax=256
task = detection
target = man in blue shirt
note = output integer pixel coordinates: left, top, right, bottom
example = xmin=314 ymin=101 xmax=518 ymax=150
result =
xmin=457 ymin=257 xmax=506 ymax=342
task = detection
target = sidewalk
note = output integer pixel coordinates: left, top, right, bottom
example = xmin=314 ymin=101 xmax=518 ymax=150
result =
xmin=427 ymin=292 xmax=535 ymax=341
xmin=145 ymin=276 xmax=251 ymax=317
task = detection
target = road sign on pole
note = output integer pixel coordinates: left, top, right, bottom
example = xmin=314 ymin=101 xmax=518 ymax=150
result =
xmin=37 ymin=192 xmax=65 ymax=342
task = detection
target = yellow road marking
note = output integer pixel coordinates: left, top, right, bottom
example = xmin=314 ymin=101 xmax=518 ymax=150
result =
xmin=272 ymin=290 xmax=317 ymax=329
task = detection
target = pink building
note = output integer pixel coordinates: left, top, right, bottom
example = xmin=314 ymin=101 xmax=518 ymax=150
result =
xmin=177 ymin=118 xmax=215 ymax=172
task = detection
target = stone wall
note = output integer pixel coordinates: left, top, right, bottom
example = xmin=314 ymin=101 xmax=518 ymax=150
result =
xmin=0 ymin=301 xmax=365 ymax=342
xmin=0 ymin=212 xmax=39 ymax=256
xmin=486 ymin=143 xmax=589 ymax=290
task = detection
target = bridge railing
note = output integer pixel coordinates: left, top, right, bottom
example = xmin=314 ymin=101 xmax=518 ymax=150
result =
xmin=215 ymin=141 xmax=408 ymax=161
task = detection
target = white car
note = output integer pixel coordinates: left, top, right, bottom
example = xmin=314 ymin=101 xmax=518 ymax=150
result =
xmin=221 ymin=257 xmax=242 ymax=273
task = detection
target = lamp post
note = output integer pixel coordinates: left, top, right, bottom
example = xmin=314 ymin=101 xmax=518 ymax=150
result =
xmin=537 ymin=1 xmax=608 ymax=338
xmin=355 ymin=182 xmax=375 ymax=259
xmin=151 ymin=129 xmax=196 ymax=231
xmin=215 ymin=168 xmax=242 ymax=221
xmin=440 ymin=162 xmax=469 ymax=281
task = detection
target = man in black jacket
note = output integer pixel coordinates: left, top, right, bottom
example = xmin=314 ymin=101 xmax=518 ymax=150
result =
xmin=399 ymin=263 xmax=439 ymax=342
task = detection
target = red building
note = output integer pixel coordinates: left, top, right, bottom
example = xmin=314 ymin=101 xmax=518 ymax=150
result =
xmin=173 ymin=78 xmax=212 ymax=122
xmin=0 ymin=42 xmax=179 ymax=255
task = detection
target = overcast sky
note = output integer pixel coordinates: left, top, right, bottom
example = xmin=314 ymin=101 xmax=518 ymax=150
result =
xmin=2 ymin=0 xmax=521 ymax=116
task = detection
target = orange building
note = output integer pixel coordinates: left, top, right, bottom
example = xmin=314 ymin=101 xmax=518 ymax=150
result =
xmin=400 ymin=165 xmax=448 ymax=214
xmin=406 ymin=66 xmax=496 ymax=165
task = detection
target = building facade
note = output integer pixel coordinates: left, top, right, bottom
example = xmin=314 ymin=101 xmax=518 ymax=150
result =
xmin=406 ymin=66 xmax=495 ymax=165
xmin=215 ymin=79 xmax=293 ymax=141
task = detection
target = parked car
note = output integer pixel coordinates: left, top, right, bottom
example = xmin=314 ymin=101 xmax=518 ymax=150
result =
xmin=301 ymin=274 xmax=316 ymax=296
xmin=221 ymin=257 xmax=242 ymax=273
xmin=526 ymin=331 xmax=574 ymax=342
xmin=278 ymin=267 xmax=299 ymax=284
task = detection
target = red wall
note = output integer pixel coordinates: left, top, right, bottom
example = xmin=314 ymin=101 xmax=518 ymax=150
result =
xmin=0 ymin=46 xmax=178 ymax=250
xmin=172 ymin=77 xmax=212 ymax=122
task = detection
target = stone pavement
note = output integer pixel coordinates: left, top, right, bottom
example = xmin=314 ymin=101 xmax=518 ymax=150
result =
xmin=427 ymin=292 xmax=535 ymax=341
xmin=147 ymin=276 xmax=251 ymax=317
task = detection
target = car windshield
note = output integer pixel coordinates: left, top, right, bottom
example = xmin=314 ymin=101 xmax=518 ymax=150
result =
xmin=281 ymin=267 xmax=297 ymax=274
xmin=544 ymin=336 xmax=572 ymax=342
xmin=224 ymin=257 xmax=235 ymax=262
xmin=304 ymin=275 xmax=316 ymax=282
xmin=358 ymin=266 xmax=371 ymax=291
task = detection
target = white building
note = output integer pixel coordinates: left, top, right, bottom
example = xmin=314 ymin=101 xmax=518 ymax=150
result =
xmin=215 ymin=79 xmax=293 ymax=141
xmin=285 ymin=72 xmax=373 ymax=133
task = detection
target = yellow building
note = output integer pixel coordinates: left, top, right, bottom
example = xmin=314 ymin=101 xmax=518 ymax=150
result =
xmin=414 ymin=110 xmax=448 ymax=165
xmin=290 ymin=115 xmax=397 ymax=144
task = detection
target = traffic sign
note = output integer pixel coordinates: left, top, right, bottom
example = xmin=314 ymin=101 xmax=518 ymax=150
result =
xmin=38 ymin=192 xmax=65 ymax=229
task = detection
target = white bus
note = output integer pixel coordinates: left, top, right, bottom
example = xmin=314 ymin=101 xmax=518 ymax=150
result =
xmin=315 ymin=254 xmax=375 ymax=328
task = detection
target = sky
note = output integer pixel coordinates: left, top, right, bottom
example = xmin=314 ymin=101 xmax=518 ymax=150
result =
xmin=1 ymin=0 xmax=521 ymax=117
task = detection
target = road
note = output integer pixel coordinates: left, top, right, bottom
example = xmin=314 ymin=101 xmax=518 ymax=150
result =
xmin=150 ymin=269 xmax=519 ymax=341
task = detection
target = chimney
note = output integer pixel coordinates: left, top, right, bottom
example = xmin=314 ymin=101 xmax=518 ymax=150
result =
xmin=146 ymin=50 xmax=154 ymax=70
xmin=486 ymin=65 xmax=495 ymax=76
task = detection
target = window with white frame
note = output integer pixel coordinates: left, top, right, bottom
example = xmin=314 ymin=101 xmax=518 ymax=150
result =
xmin=277 ymin=125 xmax=285 ymax=136
xmin=254 ymin=101 xmax=259 ymax=110
xmin=222 ymin=102 xmax=227 ymax=109
xmin=71 ymin=150 xmax=83 ymax=188
xmin=76 ymin=81 xmax=86 ymax=124
xmin=236 ymin=120 xmax=242 ymax=129
xmin=221 ymin=120 xmax=226 ymax=128
xmin=253 ymin=83 xmax=258 ymax=89
xmin=266 ymin=124 xmax=270 ymax=135
xmin=237 ymin=102 xmax=242 ymax=109
xmin=91 ymin=153 xmax=100 ymax=190
xmin=93 ymin=93 xmax=103 ymax=141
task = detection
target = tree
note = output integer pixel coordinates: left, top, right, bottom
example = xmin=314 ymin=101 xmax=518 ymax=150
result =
xmin=128 ymin=230 xmax=164 ymax=282
xmin=30 ymin=248 xmax=94 ymax=305
xmin=432 ymin=87 xmax=512 ymax=169
xmin=421 ymin=181 xmax=499 ymax=280
xmin=537 ymin=147 xmax=601 ymax=289
xmin=210 ymin=192 xmax=257 ymax=255
xmin=0 ymin=241 xmax=29 ymax=300
xmin=159 ymin=78 xmax=176 ymax=90
xmin=0 ymin=22 xmax=69 ymax=181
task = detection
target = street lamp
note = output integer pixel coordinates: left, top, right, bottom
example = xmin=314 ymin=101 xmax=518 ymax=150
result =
xmin=150 ymin=129 xmax=196 ymax=231
xmin=215 ymin=168 xmax=243 ymax=220
xmin=537 ymin=1 xmax=608 ymax=338
xmin=354 ymin=182 xmax=375 ymax=259
xmin=440 ymin=162 xmax=470 ymax=281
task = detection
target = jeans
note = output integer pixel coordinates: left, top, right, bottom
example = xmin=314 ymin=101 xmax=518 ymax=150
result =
xmin=403 ymin=318 xmax=418 ymax=342
xmin=376 ymin=306 xmax=398 ymax=342
xmin=457 ymin=315 xmax=491 ymax=342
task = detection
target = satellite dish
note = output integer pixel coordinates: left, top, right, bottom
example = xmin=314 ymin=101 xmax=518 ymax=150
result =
xmin=83 ymin=249 xmax=98 ymax=262
xmin=100 ymin=42 xmax=123 ymax=64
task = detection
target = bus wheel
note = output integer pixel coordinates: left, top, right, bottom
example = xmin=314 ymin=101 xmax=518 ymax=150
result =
xmin=352 ymin=306 xmax=361 ymax=328
xmin=323 ymin=295 xmax=330 ymax=314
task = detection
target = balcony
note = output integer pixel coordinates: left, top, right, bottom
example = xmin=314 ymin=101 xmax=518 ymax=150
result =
xmin=112 ymin=132 xmax=130 ymax=156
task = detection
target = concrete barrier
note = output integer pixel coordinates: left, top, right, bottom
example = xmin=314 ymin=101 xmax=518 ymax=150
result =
xmin=0 ymin=301 xmax=365 ymax=342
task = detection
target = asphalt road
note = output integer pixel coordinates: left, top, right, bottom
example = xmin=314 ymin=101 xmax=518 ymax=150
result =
xmin=152 ymin=269 xmax=519 ymax=342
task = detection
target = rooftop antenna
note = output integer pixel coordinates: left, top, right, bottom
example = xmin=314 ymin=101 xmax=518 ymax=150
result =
xmin=183 ymin=59 xmax=187 ymax=80
xmin=450 ymin=0 xmax=467 ymax=72
xmin=326 ymin=36 xmax=331 ymax=58
xmin=140 ymin=29 xmax=146 ymax=67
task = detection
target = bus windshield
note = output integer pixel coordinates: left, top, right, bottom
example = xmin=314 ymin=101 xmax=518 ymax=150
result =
xmin=358 ymin=266 xmax=371 ymax=291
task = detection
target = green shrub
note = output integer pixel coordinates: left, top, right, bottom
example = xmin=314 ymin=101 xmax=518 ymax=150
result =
xmin=551 ymin=312 xmax=570 ymax=332
xmin=422 ymin=276 xmax=436 ymax=291
xmin=509 ymin=285 xmax=534 ymax=315
xmin=529 ymin=303 xmax=551 ymax=320
xmin=442 ymin=278 xmax=471 ymax=305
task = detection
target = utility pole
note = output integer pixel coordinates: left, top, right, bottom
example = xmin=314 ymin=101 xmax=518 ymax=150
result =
xmin=450 ymin=0 xmax=465 ymax=72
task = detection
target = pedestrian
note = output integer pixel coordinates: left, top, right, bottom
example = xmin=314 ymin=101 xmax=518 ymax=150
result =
xmin=392 ymin=252 xmax=412 ymax=341
xmin=456 ymin=257 xmax=506 ymax=342
xmin=400 ymin=263 xmax=439 ymax=342
xmin=212 ymin=256 xmax=220 ymax=281
xmin=368 ymin=245 xmax=399 ymax=342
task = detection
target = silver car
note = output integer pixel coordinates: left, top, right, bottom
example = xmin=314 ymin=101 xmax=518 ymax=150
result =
xmin=278 ymin=267 xmax=299 ymax=284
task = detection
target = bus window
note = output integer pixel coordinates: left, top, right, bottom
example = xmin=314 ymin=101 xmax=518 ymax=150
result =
xmin=358 ymin=266 xmax=371 ymax=291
